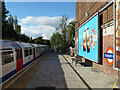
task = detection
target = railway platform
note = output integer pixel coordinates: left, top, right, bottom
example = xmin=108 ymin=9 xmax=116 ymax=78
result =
xmin=26 ymin=51 xmax=87 ymax=89
xmin=2 ymin=50 xmax=117 ymax=89
xmin=63 ymin=55 xmax=117 ymax=89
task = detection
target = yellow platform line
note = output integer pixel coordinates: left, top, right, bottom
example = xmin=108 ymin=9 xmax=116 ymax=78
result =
xmin=3 ymin=54 xmax=46 ymax=89
xmin=113 ymin=82 xmax=120 ymax=89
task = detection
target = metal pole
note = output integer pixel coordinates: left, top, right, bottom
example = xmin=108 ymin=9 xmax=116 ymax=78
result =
xmin=113 ymin=0 xmax=116 ymax=68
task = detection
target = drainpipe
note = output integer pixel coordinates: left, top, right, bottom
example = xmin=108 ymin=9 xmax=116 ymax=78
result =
xmin=113 ymin=0 xmax=116 ymax=68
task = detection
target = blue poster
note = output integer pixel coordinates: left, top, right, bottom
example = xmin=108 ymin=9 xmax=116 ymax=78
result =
xmin=78 ymin=14 xmax=98 ymax=62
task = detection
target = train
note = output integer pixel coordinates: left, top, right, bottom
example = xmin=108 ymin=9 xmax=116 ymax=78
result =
xmin=0 ymin=40 xmax=50 ymax=83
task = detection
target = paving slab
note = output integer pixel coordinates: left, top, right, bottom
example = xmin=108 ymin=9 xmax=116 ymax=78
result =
xmin=26 ymin=51 xmax=87 ymax=89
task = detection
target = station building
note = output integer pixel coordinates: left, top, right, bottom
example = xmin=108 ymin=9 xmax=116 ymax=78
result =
xmin=75 ymin=1 xmax=120 ymax=79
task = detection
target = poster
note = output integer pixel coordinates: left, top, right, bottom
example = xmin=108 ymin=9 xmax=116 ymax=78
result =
xmin=78 ymin=14 xmax=98 ymax=62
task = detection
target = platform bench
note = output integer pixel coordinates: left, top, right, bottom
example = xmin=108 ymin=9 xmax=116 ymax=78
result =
xmin=75 ymin=55 xmax=83 ymax=66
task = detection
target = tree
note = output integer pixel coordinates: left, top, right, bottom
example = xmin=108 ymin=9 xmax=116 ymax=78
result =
xmin=67 ymin=21 xmax=75 ymax=48
xmin=30 ymin=37 xmax=33 ymax=43
xmin=2 ymin=1 xmax=9 ymax=39
xmin=50 ymin=16 xmax=75 ymax=53
xmin=59 ymin=16 xmax=68 ymax=53
xmin=14 ymin=16 xmax=21 ymax=35
xmin=43 ymin=39 xmax=50 ymax=45
xmin=16 ymin=25 xmax=21 ymax=35
xmin=2 ymin=2 xmax=20 ymax=41
xmin=8 ymin=14 xmax=14 ymax=24
xmin=19 ymin=34 xmax=30 ymax=42
xmin=50 ymin=32 xmax=63 ymax=52
xmin=33 ymin=36 xmax=43 ymax=44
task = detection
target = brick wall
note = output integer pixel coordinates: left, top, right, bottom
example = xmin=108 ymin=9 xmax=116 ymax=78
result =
xmin=75 ymin=2 xmax=119 ymax=78
xmin=93 ymin=34 xmax=118 ymax=79
xmin=75 ymin=30 xmax=78 ymax=37
xmin=75 ymin=29 xmax=78 ymax=55
xmin=99 ymin=4 xmax=113 ymax=24
xmin=116 ymin=37 xmax=120 ymax=68
xmin=102 ymin=34 xmax=114 ymax=71
xmin=75 ymin=2 xmax=112 ymax=29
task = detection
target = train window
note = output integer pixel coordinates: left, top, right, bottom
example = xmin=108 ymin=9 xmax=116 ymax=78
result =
xmin=20 ymin=50 xmax=22 ymax=59
xmin=2 ymin=51 xmax=14 ymax=65
xmin=29 ymin=48 xmax=32 ymax=55
xmin=35 ymin=48 xmax=37 ymax=53
xmin=37 ymin=48 xmax=39 ymax=53
xmin=12 ymin=45 xmax=19 ymax=60
xmin=24 ymin=49 xmax=29 ymax=57
xmin=36 ymin=48 xmax=38 ymax=53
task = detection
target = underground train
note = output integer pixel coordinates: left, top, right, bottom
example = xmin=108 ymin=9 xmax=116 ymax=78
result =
xmin=0 ymin=40 xmax=50 ymax=83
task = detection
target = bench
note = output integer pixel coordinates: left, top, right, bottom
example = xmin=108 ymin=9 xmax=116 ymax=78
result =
xmin=72 ymin=55 xmax=83 ymax=66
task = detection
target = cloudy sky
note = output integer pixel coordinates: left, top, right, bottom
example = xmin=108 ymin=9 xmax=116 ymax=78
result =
xmin=6 ymin=2 xmax=75 ymax=40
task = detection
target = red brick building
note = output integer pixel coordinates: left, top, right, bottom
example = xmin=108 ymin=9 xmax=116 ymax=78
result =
xmin=75 ymin=1 xmax=120 ymax=79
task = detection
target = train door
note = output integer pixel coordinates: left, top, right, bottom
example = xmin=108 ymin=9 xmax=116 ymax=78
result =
xmin=33 ymin=48 xmax=36 ymax=60
xmin=12 ymin=44 xmax=23 ymax=71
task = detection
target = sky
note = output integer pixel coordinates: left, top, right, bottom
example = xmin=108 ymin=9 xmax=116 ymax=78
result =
xmin=6 ymin=2 xmax=75 ymax=40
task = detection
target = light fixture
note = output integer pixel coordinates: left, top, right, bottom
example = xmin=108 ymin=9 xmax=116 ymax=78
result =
xmin=85 ymin=12 xmax=89 ymax=17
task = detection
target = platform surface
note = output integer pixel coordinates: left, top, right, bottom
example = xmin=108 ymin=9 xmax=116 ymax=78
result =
xmin=3 ymin=51 xmax=117 ymax=89
xmin=26 ymin=51 xmax=87 ymax=89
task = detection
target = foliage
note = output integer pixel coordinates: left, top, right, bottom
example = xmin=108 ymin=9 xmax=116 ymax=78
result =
xmin=32 ymin=36 xmax=50 ymax=45
xmin=1 ymin=1 xmax=50 ymax=45
xmin=43 ymin=39 xmax=51 ymax=45
xmin=59 ymin=16 xmax=68 ymax=53
xmin=50 ymin=16 xmax=75 ymax=53
xmin=67 ymin=21 xmax=75 ymax=48
xmin=33 ymin=36 xmax=43 ymax=44
xmin=14 ymin=16 xmax=21 ymax=35
xmin=60 ymin=16 xmax=68 ymax=41
xmin=2 ymin=1 xmax=9 ymax=39
xmin=50 ymin=32 xmax=63 ymax=51
xmin=2 ymin=2 xmax=20 ymax=40
xmin=19 ymin=34 xmax=31 ymax=42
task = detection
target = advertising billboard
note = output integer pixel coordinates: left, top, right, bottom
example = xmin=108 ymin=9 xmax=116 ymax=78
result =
xmin=78 ymin=14 xmax=98 ymax=62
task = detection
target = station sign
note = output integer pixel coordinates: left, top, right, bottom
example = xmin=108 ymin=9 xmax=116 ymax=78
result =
xmin=104 ymin=47 xmax=114 ymax=66
xmin=104 ymin=53 xmax=114 ymax=59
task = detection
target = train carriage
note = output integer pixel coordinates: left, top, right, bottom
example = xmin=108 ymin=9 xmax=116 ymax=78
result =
xmin=31 ymin=44 xmax=39 ymax=58
xmin=16 ymin=42 xmax=34 ymax=68
xmin=38 ymin=44 xmax=43 ymax=56
xmin=0 ymin=40 xmax=22 ymax=82
xmin=0 ymin=40 xmax=50 ymax=83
